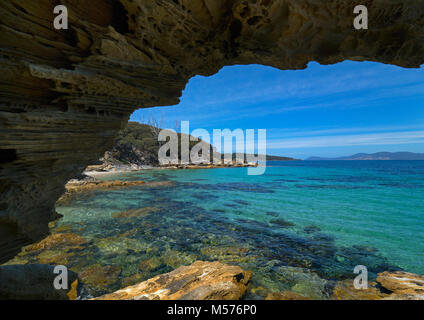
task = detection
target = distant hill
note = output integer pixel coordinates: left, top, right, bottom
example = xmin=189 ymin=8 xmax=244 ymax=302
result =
xmin=100 ymin=122 xmax=213 ymax=167
xmin=225 ymin=153 xmax=299 ymax=162
xmin=307 ymin=152 xmax=424 ymax=161
xmin=266 ymin=155 xmax=300 ymax=161
xmin=94 ymin=122 xmax=297 ymax=169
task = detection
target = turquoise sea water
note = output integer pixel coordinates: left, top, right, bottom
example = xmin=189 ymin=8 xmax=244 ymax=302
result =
xmin=11 ymin=161 xmax=424 ymax=299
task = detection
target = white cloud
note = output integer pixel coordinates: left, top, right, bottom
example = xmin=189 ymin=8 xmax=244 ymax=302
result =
xmin=266 ymin=130 xmax=424 ymax=149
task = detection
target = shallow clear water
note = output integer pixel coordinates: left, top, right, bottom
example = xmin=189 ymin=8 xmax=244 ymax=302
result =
xmin=8 ymin=161 xmax=424 ymax=299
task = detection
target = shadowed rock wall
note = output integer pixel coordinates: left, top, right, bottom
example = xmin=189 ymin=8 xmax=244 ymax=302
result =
xmin=0 ymin=0 xmax=423 ymax=263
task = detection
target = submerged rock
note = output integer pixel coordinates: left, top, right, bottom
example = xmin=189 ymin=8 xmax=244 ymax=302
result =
xmin=331 ymin=280 xmax=389 ymax=300
xmin=67 ymin=179 xmax=145 ymax=191
xmin=233 ymin=200 xmax=250 ymax=206
xmin=248 ymin=286 xmax=269 ymax=299
xmin=0 ymin=264 xmax=79 ymax=300
xmin=53 ymin=225 xmax=73 ymax=233
xmin=93 ymin=261 xmax=252 ymax=300
xmin=266 ymin=211 xmax=279 ymax=217
xmin=95 ymin=237 xmax=148 ymax=255
xmin=140 ymin=181 xmax=175 ymax=188
xmin=162 ymin=248 xmax=198 ymax=269
xmin=304 ymin=225 xmax=321 ymax=234
xmin=331 ymin=271 xmax=424 ymax=300
xmin=57 ymin=179 xmax=148 ymax=203
xmin=37 ymin=250 xmax=75 ymax=265
xmin=273 ymin=265 xmax=329 ymax=299
xmin=11 ymin=233 xmax=89 ymax=266
xmin=27 ymin=233 xmax=87 ymax=251
xmin=269 ymin=218 xmax=295 ymax=228
xmin=112 ymin=207 xmax=158 ymax=219
xmin=120 ymin=273 xmax=146 ymax=288
xmin=265 ymin=291 xmax=310 ymax=300
xmin=138 ymin=257 xmax=163 ymax=272
xmin=200 ymin=246 xmax=255 ymax=264
xmin=79 ymin=264 xmax=121 ymax=293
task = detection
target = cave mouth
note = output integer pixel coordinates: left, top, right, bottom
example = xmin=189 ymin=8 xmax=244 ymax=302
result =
xmin=4 ymin=60 xmax=421 ymax=299
xmin=130 ymin=61 xmax=424 ymax=161
xmin=1 ymin=0 xmax=424 ymax=300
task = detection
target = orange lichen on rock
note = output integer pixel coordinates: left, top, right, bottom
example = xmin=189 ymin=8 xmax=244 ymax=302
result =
xmin=377 ymin=271 xmax=424 ymax=299
xmin=27 ymin=233 xmax=87 ymax=251
xmin=93 ymin=261 xmax=252 ymax=300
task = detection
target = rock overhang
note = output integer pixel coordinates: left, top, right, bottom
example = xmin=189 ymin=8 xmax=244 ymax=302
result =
xmin=0 ymin=0 xmax=423 ymax=262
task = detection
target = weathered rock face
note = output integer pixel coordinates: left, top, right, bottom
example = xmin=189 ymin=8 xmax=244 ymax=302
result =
xmin=0 ymin=264 xmax=79 ymax=300
xmin=0 ymin=0 xmax=423 ymax=262
xmin=93 ymin=260 xmax=252 ymax=300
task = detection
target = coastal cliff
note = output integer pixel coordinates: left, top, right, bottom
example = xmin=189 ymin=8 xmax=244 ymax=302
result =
xmin=84 ymin=121 xmax=296 ymax=173
xmin=1 ymin=0 xmax=424 ymax=261
xmin=86 ymin=121 xmax=217 ymax=171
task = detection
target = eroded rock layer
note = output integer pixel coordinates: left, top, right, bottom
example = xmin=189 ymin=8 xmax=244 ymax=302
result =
xmin=93 ymin=260 xmax=252 ymax=300
xmin=1 ymin=0 xmax=423 ymax=262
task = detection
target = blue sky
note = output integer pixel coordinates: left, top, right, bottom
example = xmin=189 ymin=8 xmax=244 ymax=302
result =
xmin=131 ymin=61 xmax=424 ymax=159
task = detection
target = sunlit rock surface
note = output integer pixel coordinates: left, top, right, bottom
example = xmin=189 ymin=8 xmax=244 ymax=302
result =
xmin=93 ymin=260 xmax=252 ymax=300
xmin=331 ymin=271 xmax=424 ymax=300
xmin=1 ymin=0 xmax=424 ymax=261
xmin=331 ymin=279 xmax=389 ymax=300
xmin=378 ymin=271 xmax=424 ymax=300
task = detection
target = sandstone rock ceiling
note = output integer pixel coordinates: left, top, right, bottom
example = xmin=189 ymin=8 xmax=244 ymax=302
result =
xmin=0 ymin=0 xmax=423 ymax=263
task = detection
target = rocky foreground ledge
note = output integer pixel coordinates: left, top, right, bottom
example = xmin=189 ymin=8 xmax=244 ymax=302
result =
xmin=65 ymin=178 xmax=147 ymax=192
xmin=1 ymin=261 xmax=424 ymax=300
xmin=330 ymin=271 xmax=424 ymax=300
xmin=93 ymin=261 xmax=252 ymax=300
xmin=93 ymin=266 xmax=424 ymax=301
xmin=57 ymin=176 xmax=175 ymax=203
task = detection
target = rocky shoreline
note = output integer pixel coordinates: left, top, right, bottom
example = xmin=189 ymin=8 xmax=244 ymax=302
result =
xmin=4 ymin=166 xmax=423 ymax=301
xmin=84 ymin=161 xmax=258 ymax=175
xmin=56 ymin=161 xmax=258 ymax=201
xmin=93 ymin=261 xmax=252 ymax=300
xmin=57 ymin=174 xmax=175 ymax=203
xmin=3 ymin=227 xmax=424 ymax=300
xmin=2 ymin=259 xmax=423 ymax=300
